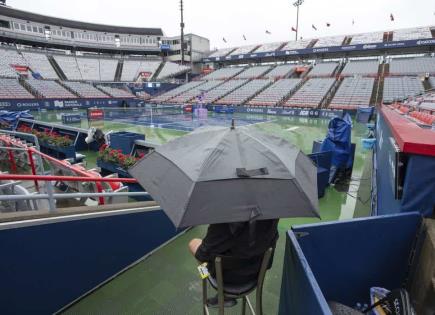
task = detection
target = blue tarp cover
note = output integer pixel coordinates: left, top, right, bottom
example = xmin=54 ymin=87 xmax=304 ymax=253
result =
xmin=320 ymin=114 xmax=352 ymax=168
xmin=0 ymin=110 xmax=33 ymax=128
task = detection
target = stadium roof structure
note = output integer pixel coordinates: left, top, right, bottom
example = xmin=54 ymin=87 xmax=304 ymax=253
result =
xmin=0 ymin=5 xmax=164 ymax=36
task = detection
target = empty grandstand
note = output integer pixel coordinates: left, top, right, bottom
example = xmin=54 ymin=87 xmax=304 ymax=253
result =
xmin=265 ymin=64 xmax=296 ymax=79
xmin=229 ymin=45 xmax=259 ymax=56
xmin=234 ymin=65 xmax=271 ymax=79
xmin=284 ymin=78 xmax=336 ymax=108
xmin=26 ymin=80 xmax=77 ymax=98
xmin=279 ymin=39 xmax=311 ymax=50
xmin=329 ymin=77 xmax=375 ymax=109
xmin=383 ymin=76 xmax=425 ymax=103
xmin=254 ymin=42 xmax=285 ymax=53
xmin=168 ymin=80 xmax=223 ymax=103
xmin=53 ymin=55 xmax=82 ymax=81
xmin=215 ymin=79 xmax=271 ymax=105
xmin=95 ymin=86 xmax=134 ymax=98
xmin=121 ymin=59 xmax=162 ymax=82
xmin=389 ymin=57 xmax=435 ymax=75
xmin=350 ymin=32 xmax=384 ymax=44
xmin=0 ymin=78 xmax=34 ymax=99
xmin=157 ymin=62 xmax=190 ymax=80
xmin=75 ymin=57 xmax=118 ymax=81
xmin=392 ymin=26 xmax=432 ymax=41
xmin=192 ymin=79 xmax=248 ymax=104
xmin=341 ymin=59 xmax=380 ymax=76
xmin=0 ymin=47 xmax=27 ymax=78
xmin=208 ymin=47 xmax=236 ymax=58
xmin=150 ymin=81 xmax=205 ymax=103
xmin=63 ymin=81 xmax=109 ymax=98
xmin=200 ymin=67 xmax=244 ymax=80
xmin=248 ymin=78 xmax=301 ymax=106
xmin=314 ymin=36 xmax=345 ymax=47
xmin=22 ymin=51 xmax=58 ymax=79
xmin=308 ymin=62 xmax=339 ymax=77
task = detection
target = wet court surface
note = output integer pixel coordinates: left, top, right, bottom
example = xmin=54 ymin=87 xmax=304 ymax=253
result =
xmin=33 ymin=109 xmax=372 ymax=314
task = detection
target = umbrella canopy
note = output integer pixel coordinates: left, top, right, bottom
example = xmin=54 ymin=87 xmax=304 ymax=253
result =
xmin=129 ymin=125 xmax=319 ymax=228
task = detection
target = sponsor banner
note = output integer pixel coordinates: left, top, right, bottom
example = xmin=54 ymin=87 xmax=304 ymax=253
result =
xmin=0 ymin=98 xmax=141 ymax=111
xmin=160 ymin=44 xmax=171 ymax=51
xmin=88 ymin=109 xmax=104 ymax=121
xmin=209 ymin=105 xmax=343 ymax=118
xmin=203 ymin=38 xmax=435 ymax=62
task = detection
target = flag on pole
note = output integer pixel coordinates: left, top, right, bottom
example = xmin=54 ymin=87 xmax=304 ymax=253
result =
xmin=291 ymin=27 xmax=297 ymax=32
xmin=222 ymin=37 xmax=227 ymax=43
xmin=312 ymin=24 xmax=317 ymax=31
xmin=243 ymin=35 xmax=246 ymax=40
xmin=352 ymin=19 xmax=355 ymax=25
xmin=390 ymin=13 xmax=395 ymax=21
xmin=265 ymin=30 xmax=272 ymax=35
xmin=326 ymin=22 xmax=331 ymax=27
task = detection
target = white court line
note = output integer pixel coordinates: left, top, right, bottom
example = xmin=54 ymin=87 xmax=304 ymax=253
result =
xmin=286 ymin=126 xmax=300 ymax=131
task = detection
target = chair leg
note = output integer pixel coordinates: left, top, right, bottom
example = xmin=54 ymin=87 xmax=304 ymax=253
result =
xmin=256 ymin=287 xmax=263 ymax=315
xmin=241 ymin=296 xmax=247 ymax=315
xmin=202 ymin=279 xmax=208 ymax=315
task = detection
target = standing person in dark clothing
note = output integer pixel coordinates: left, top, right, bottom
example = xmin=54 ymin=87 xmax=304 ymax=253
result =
xmin=189 ymin=219 xmax=279 ymax=308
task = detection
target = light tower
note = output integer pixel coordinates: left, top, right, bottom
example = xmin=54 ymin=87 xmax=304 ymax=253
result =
xmin=293 ymin=0 xmax=304 ymax=41
xmin=180 ymin=0 xmax=185 ymax=65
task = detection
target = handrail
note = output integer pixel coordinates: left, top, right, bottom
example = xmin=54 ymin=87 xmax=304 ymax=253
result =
xmin=0 ymin=174 xmax=137 ymax=183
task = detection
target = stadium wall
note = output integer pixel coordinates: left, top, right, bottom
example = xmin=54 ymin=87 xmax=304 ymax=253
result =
xmin=0 ymin=98 xmax=142 ymax=111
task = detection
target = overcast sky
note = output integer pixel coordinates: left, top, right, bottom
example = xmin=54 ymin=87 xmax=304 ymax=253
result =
xmin=7 ymin=0 xmax=435 ymax=49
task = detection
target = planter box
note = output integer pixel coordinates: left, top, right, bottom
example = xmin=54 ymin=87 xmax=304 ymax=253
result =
xmin=40 ymin=142 xmax=76 ymax=160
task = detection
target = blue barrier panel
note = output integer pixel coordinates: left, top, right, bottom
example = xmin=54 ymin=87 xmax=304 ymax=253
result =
xmin=61 ymin=114 xmax=82 ymax=124
xmin=0 ymin=209 xmax=182 ymax=314
xmin=356 ymin=107 xmax=374 ymax=123
xmin=110 ymin=131 xmax=146 ymax=155
xmin=278 ymin=212 xmax=422 ymax=315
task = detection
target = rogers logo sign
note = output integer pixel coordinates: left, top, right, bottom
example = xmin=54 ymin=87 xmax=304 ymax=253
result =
xmin=417 ymin=39 xmax=435 ymax=45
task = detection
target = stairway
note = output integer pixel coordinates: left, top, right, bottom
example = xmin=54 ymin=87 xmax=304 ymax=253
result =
xmin=323 ymin=77 xmax=343 ymax=109
xmin=56 ymin=80 xmax=81 ymax=98
xmin=114 ymin=60 xmax=123 ymax=82
xmin=19 ymin=79 xmax=41 ymax=98
xmin=48 ymin=56 xmax=67 ymax=81
xmin=151 ymin=61 xmax=165 ymax=81
xmin=242 ymin=80 xmax=274 ymax=105
xmin=278 ymin=77 xmax=307 ymax=106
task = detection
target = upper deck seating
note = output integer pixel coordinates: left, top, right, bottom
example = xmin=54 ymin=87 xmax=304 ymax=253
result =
xmin=313 ymin=36 xmax=345 ymax=47
xmin=121 ymin=60 xmax=161 ymax=81
xmin=329 ymin=77 xmax=375 ymax=109
xmin=208 ymin=47 xmax=236 ymax=58
xmin=341 ymin=60 xmax=379 ymax=76
xmin=393 ymin=27 xmax=432 ymax=41
xmin=350 ymin=32 xmax=384 ymax=44
xmin=76 ymin=57 xmax=118 ymax=81
xmin=0 ymin=78 xmax=34 ymax=99
xmin=248 ymin=78 xmax=301 ymax=106
xmin=26 ymin=80 xmax=76 ymax=98
xmin=157 ymin=62 xmax=190 ymax=80
xmin=229 ymin=45 xmax=258 ymax=56
xmin=22 ymin=52 xmax=58 ymax=79
xmin=254 ymin=42 xmax=285 ymax=53
xmin=97 ymin=85 xmax=135 ymax=98
xmin=53 ymin=55 xmax=82 ymax=81
xmin=215 ymin=79 xmax=271 ymax=105
xmin=284 ymin=78 xmax=336 ymax=108
xmin=280 ymin=39 xmax=311 ymax=50
xmin=0 ymin=48 xmax=28 ymax=78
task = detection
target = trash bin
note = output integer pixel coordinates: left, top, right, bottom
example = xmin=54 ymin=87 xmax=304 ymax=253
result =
xmin=356 ymin=107 xmax=374 ymax=123
xmin=279 ymin=212 xmax=423 ymax=315
xmin=110 ymin=131 xmax=145 ymax=155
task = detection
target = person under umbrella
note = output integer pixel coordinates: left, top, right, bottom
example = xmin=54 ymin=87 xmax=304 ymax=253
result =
xmin=129 ymin=120 xmax=319 ymax=308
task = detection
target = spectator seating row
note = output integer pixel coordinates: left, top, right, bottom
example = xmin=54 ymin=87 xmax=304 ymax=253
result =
xmin=22 ymin=52 xmax=58 ymax=79
xmin=215 ymin=79 xmax=271 ymax=105
xmin=0 ymin=48 xmax=27 ymax=78
xmin=201 ymin=67 xmax=245 ymax=80
xmin=284 ymin=78 xmax=336 ymax=108
xmin=234 ymin=65 xmax=271 ymax=79
xmin=26 ymin=80 xmax=76 ymax=98
xmin=0 ymin=78 xmax=34 ymax=99
xmin=157 ymin=62 xmax=191 ymax=80
xmin=254 ymin=42 xmax=285 ymax=53
xmin=280 ymin=39 xmax=311 ymax=51
xmin=314 ymin=36 xmax=345 ymax=47
xmin=266 ymin=64 xmax=295 ymax=78
xmin=229 ymin=45 xmax=259 ymax=56
xmin=97 ymin=85 xmax=136 ymax=98
xmin=248 ymin=78 xmax=301 ymax=106
xmin=150 ymin=81 xmax=205 ymax=103
xmin=350 ymin=32 xmax=384 ymax=44
xmin=429 ymin=77 xmax=435 ymax=89
xmin=341 ymin=59 xmax=379 ymax=76
xmin=192 ymin=79 xmax=248 ymax=104
xmin=208 ymin=47 xmax=236 ymax=58
xmin=409 ymin=111 xmax=435 ymax=125
xmin=393 ymin=27 xmax=432 ymax=41
xmin=62 ymin=81 xmax=109 ymax=98
xmin=329 ymin=77 xmax=375 ymax=109
xmin=167 ymin=80 xmax=223 ymax=104
xmin=121 ymin=60 xmax=161 ymax=81
xmin=308 ymin=62 xmax=339 ymax=77
xmin=383 ymin=76 xmax=424 ymax=103
xmin=53 ymin=55 xmax=82 ymax=81
xmin=389 ymin=57 xmax=435 ymax=75
xmin=76 ymin=57 xmax=118 ymax=81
